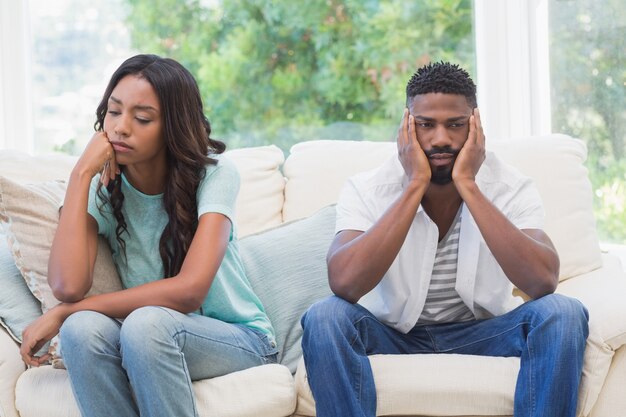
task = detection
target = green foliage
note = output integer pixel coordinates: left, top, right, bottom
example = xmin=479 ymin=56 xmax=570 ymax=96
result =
xmin=122 ymin=0 xmax=624 ymax=242
xmin=549 ymin=0 xmax=626 ymax=243
xmin=124 ymin=0 xmax=474 ymax=149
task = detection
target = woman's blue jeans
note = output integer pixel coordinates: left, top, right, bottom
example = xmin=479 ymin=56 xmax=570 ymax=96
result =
xmin=301 ymin=294 xmax=589 ymax=417
xmin=60 ymin=306 xmax=278 ymax=417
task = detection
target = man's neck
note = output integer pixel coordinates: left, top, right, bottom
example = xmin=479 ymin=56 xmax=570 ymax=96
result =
xmin=422 ymin=183 xmax=463 ymax=240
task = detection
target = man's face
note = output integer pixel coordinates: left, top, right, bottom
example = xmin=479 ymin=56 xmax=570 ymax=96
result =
xmin=408 ymin=93 xmax=473 ymax=185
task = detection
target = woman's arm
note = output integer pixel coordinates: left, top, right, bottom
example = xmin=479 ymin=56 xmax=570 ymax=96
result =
xmin=62 ymin=212 xmax=230 ymax=317
xmin=48 ymin=132 xmax=118 ymax=302
xmin=22 ymin=212 xmax=230 ymax=366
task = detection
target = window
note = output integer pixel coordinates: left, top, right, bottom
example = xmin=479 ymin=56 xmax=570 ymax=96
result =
xmin=29 ymin=0 xmax=133 ymax=154
xmin=26 ymin=0 xmax=475 ymax=153
xmin=3 ymin=0 xmax=623 ymax=246
xmin=548 ymin=0 xmax=625 ymax=244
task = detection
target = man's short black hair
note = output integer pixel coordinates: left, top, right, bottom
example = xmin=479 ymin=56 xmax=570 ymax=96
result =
xmin=405 ymin=61 xmax=477 ymax=108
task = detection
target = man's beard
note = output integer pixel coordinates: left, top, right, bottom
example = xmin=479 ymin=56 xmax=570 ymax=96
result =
xmin=425 ymin=146 xmax=460 ymax=185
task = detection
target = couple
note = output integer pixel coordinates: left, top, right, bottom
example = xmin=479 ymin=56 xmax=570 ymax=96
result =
xmin=19 ymin=54 xmax=588 ymax=417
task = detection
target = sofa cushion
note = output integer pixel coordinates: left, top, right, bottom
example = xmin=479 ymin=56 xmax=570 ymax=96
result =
xmin=0 ymin=177 xmax=123 ymax=311
xmin=488 ymin=135 xmax=602 ymax=280
xmin=0 ymin=324 xmax=24 ymax=417
xmin=0 ymin=177 xmax=123 ymax=362
xmin=225 ymin=145 xmax=286 ymax=237
xmin=294 ymin=319 xmax=612 ymax=417
xmin=282 ymin=140 xmax=396 ymax=223
xmin=294 ymin=353 xmax=519 ymax=416
xmin=0 ymin=150 xmax=76 ymax=184
xmin=0 ymin=146 xmax=286 ymax=239
xmin=0 ymin=234 xmax=42 ymax=343
xmin=240 ymin=205 xmax=335 ymax=373
xmin=15 ymin=364 xmax=296 ymax=417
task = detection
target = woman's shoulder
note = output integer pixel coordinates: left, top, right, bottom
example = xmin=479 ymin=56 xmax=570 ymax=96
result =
xmin=201 ymin=153 xmax=240 ymax=184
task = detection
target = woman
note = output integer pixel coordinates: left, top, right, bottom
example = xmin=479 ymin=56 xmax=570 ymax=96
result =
xmin=20 ymin=54 xmax=277 ymax=417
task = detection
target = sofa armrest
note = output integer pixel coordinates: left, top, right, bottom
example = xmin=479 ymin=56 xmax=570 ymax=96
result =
xmin=0 ymin=326 xmax=24 ymax=417
xmin=557 ymin=253 xmax=626 ymax=350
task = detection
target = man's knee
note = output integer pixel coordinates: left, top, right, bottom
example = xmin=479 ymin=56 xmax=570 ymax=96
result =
xmin=301 ymin=296 xmax=375 ymax=351
xmin=533 ymin=293 xmax=589 ymax=339
xmin=302 ymin=296 xmax=359 ymax=331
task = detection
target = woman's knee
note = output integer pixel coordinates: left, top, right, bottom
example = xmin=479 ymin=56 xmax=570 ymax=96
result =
xmin=60 ymin=311 xmax=119 ymax=357
xmin=119 ymin=306 xmax=179 ymax=351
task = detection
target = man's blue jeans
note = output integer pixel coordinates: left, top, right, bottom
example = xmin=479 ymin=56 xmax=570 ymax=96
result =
xmin=301 ymin=294 xmax=589 ymax=417
xmin=60 ymin=306 xmax=278 ymax=417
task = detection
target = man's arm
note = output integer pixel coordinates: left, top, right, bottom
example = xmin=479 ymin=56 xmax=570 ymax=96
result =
xmin=453 ymin=109 xmax=559 ymax=299
xmin=328 ymin=109 xmax=431 ymax=303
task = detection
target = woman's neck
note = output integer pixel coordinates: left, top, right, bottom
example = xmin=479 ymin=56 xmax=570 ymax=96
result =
xmin=123 ymin=161 xmax=168 ymax=195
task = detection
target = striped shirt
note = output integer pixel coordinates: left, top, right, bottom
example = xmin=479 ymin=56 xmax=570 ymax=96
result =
xmin=418 ymin=208 xmax=475 ymax=324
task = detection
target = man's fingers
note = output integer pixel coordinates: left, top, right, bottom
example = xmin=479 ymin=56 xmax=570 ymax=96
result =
xmin=408 ymin=114 xmax=416 ymax=143
xmin=468 ymin=114 xmax=476 ymax=144
xmin=397 ymin=108 xmax=409 ymax=148
xmin=475 ymin=108 xmax=485 ymax=147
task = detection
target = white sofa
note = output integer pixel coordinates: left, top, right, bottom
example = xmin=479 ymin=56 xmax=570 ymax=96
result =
xmin=0 ymin=134 xmax=625 ymax=417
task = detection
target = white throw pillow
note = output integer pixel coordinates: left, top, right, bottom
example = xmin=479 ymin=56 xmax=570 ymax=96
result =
xmin=0 ymin=176 xmax=123 ymax=365
xmin=225 ymin=145 xmax=286 ymax=237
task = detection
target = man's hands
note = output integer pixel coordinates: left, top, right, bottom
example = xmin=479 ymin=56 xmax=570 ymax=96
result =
xmin=74 ymin=132 xmax=119 ymax=187
xmin=452 ymin=108 xmax=485 ymax=190
xmin=397 ymin=108 xmax=431 ymax=186
xmin=20 ymin=305 xmax=70 ymax=367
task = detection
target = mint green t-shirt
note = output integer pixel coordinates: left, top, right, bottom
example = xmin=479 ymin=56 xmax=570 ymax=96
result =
xmin=87 ymin=156 xmax=275 ymax=342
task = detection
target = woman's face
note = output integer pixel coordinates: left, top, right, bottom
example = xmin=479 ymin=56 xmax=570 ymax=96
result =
xmin=103 ymin=75 xmax=165 ymax=170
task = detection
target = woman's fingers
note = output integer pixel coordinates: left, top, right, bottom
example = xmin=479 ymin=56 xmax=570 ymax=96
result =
xmin=101 ymin=162 xmax=110 ymax=187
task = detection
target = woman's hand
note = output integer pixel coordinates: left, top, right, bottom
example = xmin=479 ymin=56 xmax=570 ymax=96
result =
xmin=20 ymin=305 xmax=69 ymax=367
xmin=73 ymin=132 xmax=119 ymax=187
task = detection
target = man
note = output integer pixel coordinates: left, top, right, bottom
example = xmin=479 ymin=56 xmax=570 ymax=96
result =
xmin=301 ymin=62 xmax=589 ymax=417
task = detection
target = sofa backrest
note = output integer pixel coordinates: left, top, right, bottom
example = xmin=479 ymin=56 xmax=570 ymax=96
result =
xmin=0 ymin=133 xmax=603 ymax=282
xmin=281 ymin=135 xmax=602 ymax=281
xmin=0 ymin=146 xmax=286 ymax=239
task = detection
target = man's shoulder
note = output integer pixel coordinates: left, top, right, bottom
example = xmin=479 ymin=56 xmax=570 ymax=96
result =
xmin=348 ymin=155 xmax=405 ymax=193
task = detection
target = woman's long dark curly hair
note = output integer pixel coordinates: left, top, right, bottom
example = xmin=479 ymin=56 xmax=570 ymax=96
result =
xmin=94 ymin=54 xmax=226 ymax=277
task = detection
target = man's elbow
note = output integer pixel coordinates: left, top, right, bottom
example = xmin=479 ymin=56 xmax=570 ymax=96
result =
xmin=328 ymin=268 xmax=361 ymax=304
xmin=528 ymin=271 xmax=559 ymax=300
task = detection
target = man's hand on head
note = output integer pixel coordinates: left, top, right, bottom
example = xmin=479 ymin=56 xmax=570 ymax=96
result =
xmin=452 ymin=108 xmax=485 ymax=190
xmin=397 ymin=108 xmax=431 ymax=187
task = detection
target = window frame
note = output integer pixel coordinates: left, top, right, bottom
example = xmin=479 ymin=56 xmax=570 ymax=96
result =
xmin=474 ymin=0 xmax=551 ymax=140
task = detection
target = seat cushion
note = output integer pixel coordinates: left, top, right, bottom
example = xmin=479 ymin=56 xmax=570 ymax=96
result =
xmin=15 ymin=364 xmax=296 ymax=417
xmin=294 ymin=305 xmax=613 ymax=417
xmin=294 ymin=354 xmax=519 ymax=416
